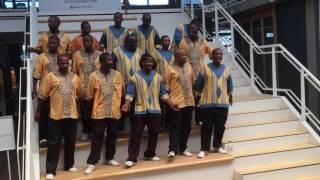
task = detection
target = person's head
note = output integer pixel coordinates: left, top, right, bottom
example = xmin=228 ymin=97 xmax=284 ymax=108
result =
xmin=114 ymin=12 xmax=123 ymax=27
xmin=48 ymin=16 xmax=61 ymax=32
xmin=99 ymin=52 xmax=113 ymax=71
xmin=83 ymin=34 xmax=93 ymax=51
xmin=124 ymin=34 xmax=138 ymax=51
xmin=139 ymin=53 xmax=156 ymax=72
xmin=211 ymin=48 xmax=223 ymax=66
xmin=174 ymin=48 xmax=187 ymax=66
xmin=81 ymin=21 xmax=91 ymax=35
xmin=48 ymin=35 xmax=60 ymax=53
xmin=189 ymin=19 xmax=199 ymax=38
xmin=141 ymin=13 xmax=151 ymax=28
xmin=57 ymin=54 xmax=70 ymax=74
xmin=161 ymin=35 xmax=170 ymax=50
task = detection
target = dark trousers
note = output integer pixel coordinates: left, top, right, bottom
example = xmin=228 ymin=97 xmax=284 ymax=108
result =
xmin=168 ymin=106 xmax=193 ymax=153
xmin=160 ymin=101 xmax=169 ymax=129
xmin=87 ymin=118 xmax=118 ymax=165
xmin=80 ymin=101 xmax=92 ymax=134
xmin=195 ymin=106 xmax=201 ymax=125
xmin=39 ymin=99 xmax=49 ymax=140
xmin=127 ymin=114 xmax=161 ymax=162
xmin=118 ymin=97 xmax=134 ymax=131
xmin=46 ymin=118 xmax=77 ymax=175
xmin=200 ymin=108 xmax=228 ymax=151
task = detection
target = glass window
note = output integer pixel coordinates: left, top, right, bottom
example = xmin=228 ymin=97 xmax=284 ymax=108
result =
xmin=149 ymin=0 xmax=168 ymax=5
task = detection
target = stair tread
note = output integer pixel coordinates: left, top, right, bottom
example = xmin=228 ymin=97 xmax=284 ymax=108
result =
xmin=41 ymin=153 xmax=233 ymax=180
xmin=233 ymin=143 xmax=318 ymax=158
xmin=295 ymin=175 xmax=320 ymax=180
xmin=233 ymin=94 xmax=274 ymax=103
xmin=235 ymin=155 xmax=320 ymax=175
xmin=225 ymin=117 xmax=297 ymax=128
xmin=223 ymin=129 xmax=307 ymax=143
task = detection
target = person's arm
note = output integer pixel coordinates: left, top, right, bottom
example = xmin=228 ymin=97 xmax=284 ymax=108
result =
xmin=28 ymin=34 xmax=44 ymax=55
xmin=99 ymin=31 xmax=107 ymax=51
xmin=227 ymin=70 xmax=233 ymax=106
xmin=35 ymin=74 xmax=51 ymax=122
xmin=71 ymin=52 xmax=79 ymax=75
xmin=32 ymin=78 xmax=39 ymax=99
xmin=159 ymin=78 xmax=179 ymax=111
xmin=112 ymin=51 xmax=118 ymax=70
xmin=154 ymin=30 xmax=161 ymax=49
xmin=193 ymin=73 xmax=205 ymax=105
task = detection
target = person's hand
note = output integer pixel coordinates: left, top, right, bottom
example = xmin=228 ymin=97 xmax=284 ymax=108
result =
xmin=194 ymin=96 xmax=200 ymax=105
xmin=34 ymin=110 xmax=40 ymax=122
xmin=229 ymin=95 xmax=233 ymax=106
xmin=27 ymin=47 xmax=35 ymax=53
xmin=121 ymin=102 xmax=130 ymax=112
xmin=169 ymin=103 xmax=180 ymax=111
xmin=32 ymin=89 xmax=37 ymax=99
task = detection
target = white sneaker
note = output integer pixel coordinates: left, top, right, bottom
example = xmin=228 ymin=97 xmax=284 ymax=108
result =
xmin=182 ymin=149 xmax=193 ymax=157
xmin=68 ymin=167 xmax=78 ymax=173
xmin=213 ymin=147 xmax=227 ymax=154
xmin=168 ymin=151 xmax=175 ymax=158
xmin=106 ymin=159 xmax=119 ymax=166
xmin=45 ymin=173 xmax=54 ymax=180
xmin=197 ymin=151 xmax=206 ymax=158
xmin=39 ymin=139 xmax=48 ymax=147
xmin=124 ymin=161 xmax=135 ymax=168
xmin=80 ymin=133 xmax=90 ymax=141
xmin=84 ymin=164 xmax=95 ymax=175
xmin=145 ymin=156 xmax=160 ymax=161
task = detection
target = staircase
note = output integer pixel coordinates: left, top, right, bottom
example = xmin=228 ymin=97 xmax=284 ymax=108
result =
xmin=25 ymin=2 xmax=320 ymax=180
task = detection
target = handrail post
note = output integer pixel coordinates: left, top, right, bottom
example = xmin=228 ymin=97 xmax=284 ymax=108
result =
xmin=231 ymin=22 xmax=235 ymax=62
xmin=215 ymin=2 xmax=219 ymax=39
xmin=250 ymin=43 xmax=254 ymax=86
xmin=201 ymin=2 xmax=206 ymax=38
xmin=300 ymin=69 xmax=306 ymax=121
xmin=181 ymin=0 xmax=184 ymax=12
xmin=272 ymin=46 xmax=277 ymax=96
xmin=191 ymin=0 xmax=194 ymax=19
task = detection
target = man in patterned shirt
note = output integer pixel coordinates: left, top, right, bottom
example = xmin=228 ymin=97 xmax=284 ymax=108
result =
xmin=164 ymin=48 xmax=194 ymax=159
xmin=72 ymin=34 xmax=102 ymax=140
xmin=32 ymin=34 xmax=60 ymax=145
xmin=35 ymin=54 xmax=83 ymax=180
xmin=84 ymin=53 xmax=123 ymax=175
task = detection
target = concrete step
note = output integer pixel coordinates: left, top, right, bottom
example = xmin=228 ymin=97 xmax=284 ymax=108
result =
xmin=229 ymin=133 xmax=316 ymax=156
xmin=233 ymin=77 xmax=249 ymax=87
xmin=236 ymin=159 xmax=320 ymax=180
xmin=223 ymin=121 xmax=307 ymax=144
xmin=40 ymin=153 xmax=233 ymax=180
xmin=233 ymin=147 xmax=320 ymax=176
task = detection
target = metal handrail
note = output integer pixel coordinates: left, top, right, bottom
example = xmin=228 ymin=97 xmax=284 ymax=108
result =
xmin=187 ymin=1 xmax=320 ymax=128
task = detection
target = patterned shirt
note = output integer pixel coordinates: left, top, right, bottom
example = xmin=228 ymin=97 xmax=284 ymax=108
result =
xmin=126 ymin=70 xmax=169 ymax=115
xmin=134 ymin=25 xmax=160 ymax=54
xmin=86 ymin=69 xmax=123 ymax=120
xmin=71 ymin=34 xmax=100 ymax=54
xmin=153 ymin=49 xmax=175 ymax=77
xmin=33 ymin=52 xmax=58 ymax=87
xmin=179 ymin=37 xmax=212 ymax=80
xmin=38 ymin=71 xmax=83 ymax=120
xmin=36 ymin=31 xmax=72 ymax=54
xmin=100 ymin=25 xmax=128 ymax=54
xmin=72 ymin=49 xmax=101 ymax=93
xmin=194 ymin=63 xmax=233 ymax=109
xmin=164 ymin=63 xmax=194 ymax=108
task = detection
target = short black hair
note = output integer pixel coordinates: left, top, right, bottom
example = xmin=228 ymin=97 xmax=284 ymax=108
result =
xmin=189 ymin=19 xmax=200 ymax=27
xmin=160 ymin=35 xmax=170 ymax=43
xmin=99 ymin=52 xmax=112 ymax=63
xmin=142 ymin=13 xmax=151 ymax=18
xmin=48 ymin=15 xmax=61 ymax=24
xmin=57 ymin=54 xmax=69 ymax=63
xmin=81 ymin=21 xmax=90 ymax=28
xmin=114 ymin=12 xmax=122 ymax=18
xmin=139 ymin=53 xmax=157 ymax=70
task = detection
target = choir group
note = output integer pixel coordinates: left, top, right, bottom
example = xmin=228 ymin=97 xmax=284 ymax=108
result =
xmin=30 ymin=12 xmax=233 ymax=180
